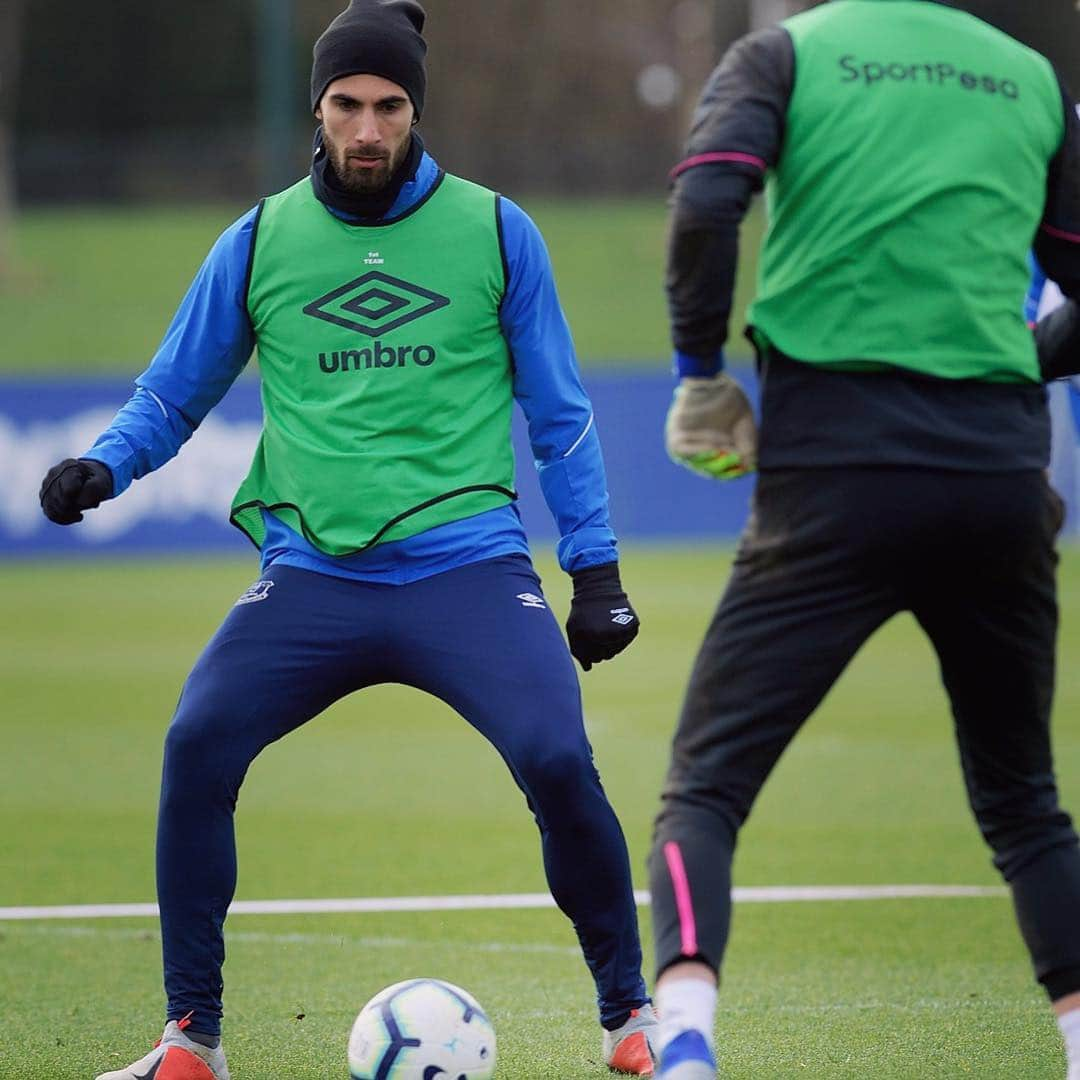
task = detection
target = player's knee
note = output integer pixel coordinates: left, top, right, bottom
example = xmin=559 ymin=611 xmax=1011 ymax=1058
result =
xmin=517 ymin=745 xmax=602 ymax=813
xmin=980 ymin=801 xmax=1077 ymax=879
xmin=654 ymin=790 xmax=741 ymax=848
xmin=164 ymin=678 xmax=236 ymax=765
xmin=163 ymin=711 xmax=219 ymax=775
xmin=161 ymin=698 xmax=253 ymax=810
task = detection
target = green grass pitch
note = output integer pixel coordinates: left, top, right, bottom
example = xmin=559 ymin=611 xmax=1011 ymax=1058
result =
xmin=3 ymin=545 xmax=1080 ymax=1077
xmin=0 ymin=200 xmax=764 ymax=372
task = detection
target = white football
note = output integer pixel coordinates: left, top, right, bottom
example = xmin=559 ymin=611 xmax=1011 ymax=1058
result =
xmin=348 ymin=978 xmax=497 ymax=1079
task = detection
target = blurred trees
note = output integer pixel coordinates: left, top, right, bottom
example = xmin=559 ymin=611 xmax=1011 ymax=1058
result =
xmin=17 ymin=0 xmax=262 ymax=201
xmin=12 ymin=0 xmax=1080 ymax=205
xmin=14 ymin=0 xmax=719 ymax=202
xmin=0 ymin=0 xmax=25 ymax=277
xmin=420 ymin=0 xmax=717 ymax=193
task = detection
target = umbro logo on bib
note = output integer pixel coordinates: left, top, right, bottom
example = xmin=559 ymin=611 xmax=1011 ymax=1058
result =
xmin=303 ymin=271 xmax=450 ymax=338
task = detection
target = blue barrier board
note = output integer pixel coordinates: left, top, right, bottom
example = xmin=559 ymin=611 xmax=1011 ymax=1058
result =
xmin=1 ymin=371 xmax=759 ymax=557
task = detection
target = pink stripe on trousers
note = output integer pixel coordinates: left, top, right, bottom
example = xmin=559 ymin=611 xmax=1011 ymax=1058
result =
xmin=663 ymin=840 xmax=699 ymax=957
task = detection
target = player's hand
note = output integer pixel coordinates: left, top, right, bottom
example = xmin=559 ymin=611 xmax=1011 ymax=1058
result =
xmin=566 ymin=562 xmax=640 ymax=672
xmin=39 ymin=458 xmax=114 ymax=525
xmin=665 ymin=374 xmax=756 ymax=480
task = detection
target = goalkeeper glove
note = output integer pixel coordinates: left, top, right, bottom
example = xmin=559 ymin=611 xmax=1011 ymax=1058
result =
xmin=39 ymin=458 xmax=114 ymax=525
xmin=566 ymin=562 xmax=640 ymax=672
xmin=665 ymin=373 xmax=756 ymax=480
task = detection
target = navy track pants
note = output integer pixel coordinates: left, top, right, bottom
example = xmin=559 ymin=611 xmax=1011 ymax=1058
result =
xmin=158 ymin=555 xmax=647 ymax=1034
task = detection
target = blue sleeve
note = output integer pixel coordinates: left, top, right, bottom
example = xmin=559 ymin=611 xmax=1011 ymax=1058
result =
xmin=498 ymin=197 xmax=618 ymax=573
xmin=83 ymin=207 xmax=259 ymax=496
xmin=1027 ymin=254 xmax=1048 ymax=326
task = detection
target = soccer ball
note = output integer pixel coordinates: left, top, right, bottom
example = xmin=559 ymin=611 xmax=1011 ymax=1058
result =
xmin=348 ymin=978 xmax=497 ymax=1079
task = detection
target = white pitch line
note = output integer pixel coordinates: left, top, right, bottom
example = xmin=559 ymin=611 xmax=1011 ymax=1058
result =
xmin=0 ymin=884 xmax=1006 ymax=922
xmin=7 ymin=924 xmax=583 ymax=956
xmin=730 ymin=884 xmax=1006 ymax=903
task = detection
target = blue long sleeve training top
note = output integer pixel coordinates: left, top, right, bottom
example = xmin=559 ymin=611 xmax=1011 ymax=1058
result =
xmin=84 ymin=152 xmax=618 ymax=583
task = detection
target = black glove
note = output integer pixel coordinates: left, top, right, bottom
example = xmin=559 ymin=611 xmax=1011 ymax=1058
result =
xmin=39 ymin=458 xmax=114 ymax=525
xmin=565 ymin=562 xmax=640 ymax=672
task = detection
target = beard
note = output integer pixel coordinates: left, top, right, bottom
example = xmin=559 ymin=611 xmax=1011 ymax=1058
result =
xmin=326 ymin=140 xmax=407 ymax=194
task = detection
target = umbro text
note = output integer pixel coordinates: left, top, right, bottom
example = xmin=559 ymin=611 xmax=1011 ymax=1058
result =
xmin=317 ymin=342 xmax=437 ymax=373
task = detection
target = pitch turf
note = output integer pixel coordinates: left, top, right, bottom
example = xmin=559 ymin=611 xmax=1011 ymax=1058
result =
xmin=3 ymin=545 xmax=1080 ymax=1078
xmin=0 ymin=200 xmax=763 ymax=372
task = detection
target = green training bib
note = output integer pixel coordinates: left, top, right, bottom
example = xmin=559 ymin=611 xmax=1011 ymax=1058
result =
xmin=750 ymin=0 xmax=1064 ymax=382
xmin=233 ymin=173 xmax=515 ymax=555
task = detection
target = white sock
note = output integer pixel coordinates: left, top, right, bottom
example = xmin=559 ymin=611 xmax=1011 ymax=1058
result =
xmin=656 ymin=978 xmax=717 ymax=1054
xmin=1058 ymin=1008 xmax=1080 ymax=1075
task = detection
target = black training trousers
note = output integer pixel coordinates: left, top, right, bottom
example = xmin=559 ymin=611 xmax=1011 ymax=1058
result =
xmin=649 ymin=467 xmax=1080 ymax=1000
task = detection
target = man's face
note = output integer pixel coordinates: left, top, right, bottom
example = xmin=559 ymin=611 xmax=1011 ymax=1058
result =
xmin=316 ymin=73 xmax=415 ymax=194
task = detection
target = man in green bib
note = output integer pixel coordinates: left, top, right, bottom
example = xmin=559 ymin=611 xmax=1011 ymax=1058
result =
xmin=38 ymin=3 xmax=658 ymax=1077
xmin=643 ymin=3 xmax=1080 ymax=1078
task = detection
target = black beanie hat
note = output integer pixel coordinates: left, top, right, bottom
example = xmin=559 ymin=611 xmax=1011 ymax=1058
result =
xmin=311 ymin=0 xmax=427 ymax=118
